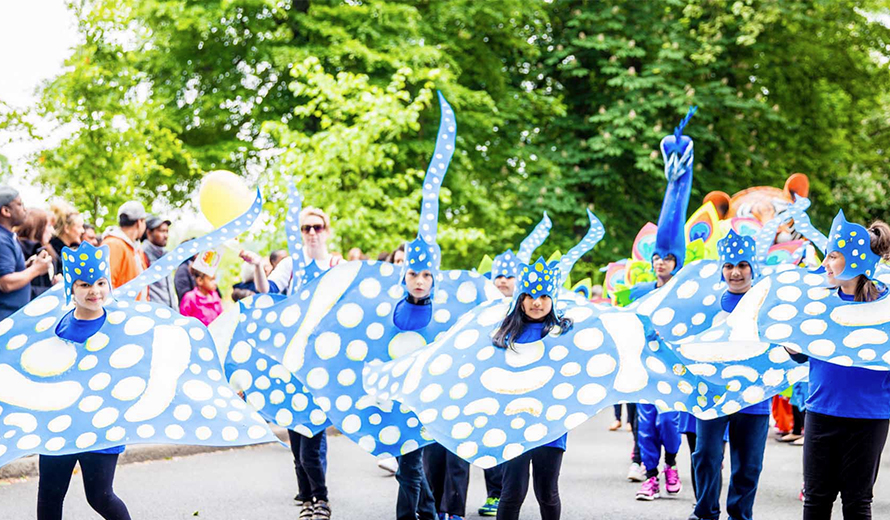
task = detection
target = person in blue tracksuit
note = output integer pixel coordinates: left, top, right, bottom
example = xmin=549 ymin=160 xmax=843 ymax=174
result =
xmin=38 ymin=243 xmax=131 ymax=520
xmin=790 ymin=215 xmax=890 ymax=520
xmin=689 ymin=231 xmax=770 ymax=520
xmin=629 ymin=253 xmax=684 ymax=499
xmin=491 ymin=258 xmax=574 ymax=520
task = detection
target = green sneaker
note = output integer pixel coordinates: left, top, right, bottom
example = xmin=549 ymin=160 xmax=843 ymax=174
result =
xmin=478 ymin=497 xmax=499 ymax=516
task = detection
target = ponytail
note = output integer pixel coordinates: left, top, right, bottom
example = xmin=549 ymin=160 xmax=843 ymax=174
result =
xmin=852 ymin=221 xmax=890 ymax=302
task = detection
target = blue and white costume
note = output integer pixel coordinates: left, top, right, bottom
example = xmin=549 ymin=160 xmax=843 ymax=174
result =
xmin=0 ymin=192 xmax=276 ymax=468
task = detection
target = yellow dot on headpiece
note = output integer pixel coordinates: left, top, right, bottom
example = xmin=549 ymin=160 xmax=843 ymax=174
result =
xmin=850 ymin=231 xmax=857 ymax=237
xmin=414 ymin=246 xmax=420 ymax=251
xmin=62 ymin=252 xmax=68 ymax=261
xmin=79 ymin=253 xmax=89 ymax=261
xmin=535 ymin=263 xmax=544 ymax=272
xmin=95 ymin=250 xmax=103 ymax=259
xmin=536 ymin=284 xmax=543 ymax=291
xmin=738 ymin=249 xmax=744 ymax=254
xmin=838 ymin=239 xmax=846 ymax=248
xmin=89 ymin=268 xmax=94 ymax=273
xmin=74 ymin=268 xmax=82 ymax=275
xmin=544 ymin=275 xmax=550 ymax=280
xmin=852 ymin=263 xmax=858 ymax=269
xmin=524 ymin=281 xmax=529 ymax=287
xmin=861 ymin=254 xmax=867 ymax=259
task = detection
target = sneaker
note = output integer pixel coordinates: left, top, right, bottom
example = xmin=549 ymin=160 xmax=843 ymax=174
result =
xmin=609 ymin=420 xmax=622 ymax=431
xmin=312 ymin=500 xmax=331 ymax=520
xmin=636 ymin=477 xmax=660 ymax=501
xmin=627 ymin=462 xmax=646 ymax=482
xmin=377 ymin=457 xmax=398 ymax=475
xmin=478 ymin=497 xmax=499 ymax=516
xmin=664 ymin=465 xmax=682 ymax=495
xmin=299 ymin=500 xmax=314 ymax=520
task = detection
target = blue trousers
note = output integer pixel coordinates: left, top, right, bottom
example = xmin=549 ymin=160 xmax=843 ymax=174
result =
xmin=637 ymin=404 xmax=681 ymax=477
xmin=692 ymin=413 xmax=769 ymax=520
xmin=396 ymin=448 xmax=437 ymax=520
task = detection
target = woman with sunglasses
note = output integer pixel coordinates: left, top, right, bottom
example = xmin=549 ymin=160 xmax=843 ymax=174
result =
xmin=246 ymin=205 xmax=340 ymax=520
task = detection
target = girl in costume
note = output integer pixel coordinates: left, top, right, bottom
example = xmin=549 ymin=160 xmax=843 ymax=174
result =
xmin=490 ymin=258 xmax=573 ymax=520
xmin=689 ymin=231 xmax=770 ymax=520
xmin=794 ymin=214 xmax=890 ymax=519
xmin=476 ymin=213 xmax=552 ymax=517
xmin=38 ymin=243 xmax=131 ymax=520
xmin=633 ymin=108 xmax=697 ymax=500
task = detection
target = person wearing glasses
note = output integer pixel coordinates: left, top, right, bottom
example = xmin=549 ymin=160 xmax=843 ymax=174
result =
xmin=241 ymin=205 xmax=339 ymax=520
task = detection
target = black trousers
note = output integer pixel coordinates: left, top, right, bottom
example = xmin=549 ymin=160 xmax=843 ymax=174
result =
xmin=793 ymin=406 xmax=807 ymax=436
xmin=396 ymin=448 xmax=436 ymax=520
xmin=803 ymin=412 xmax=889 ymax=520
xmin=614 ymin=403 xmax=637 ymax=423
xmin=288 ymin=429 xmax=328 ymax=502
xmin=37 ymin=453 xmax=131 ymax=520
xmin=631 ymin=405 xmax=642 ymax=465
xmin=686 ymin=432 xmax=698 ymax=500
xmin=423 ymin=442 xmax=470 ymax=516
xmin=497 ymin=446 xmax=563 ymax=520
xmin=485 ymin=464 xmax=504 ymax=499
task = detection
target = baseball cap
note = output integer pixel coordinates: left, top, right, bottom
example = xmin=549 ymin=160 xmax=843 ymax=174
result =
xmin=146 ymin=215 xmax=172 ymax=230
xmin=117 ymin=201 xmax=147 ymax=221
xmin=0 ymin=186 xmax=20 ymax=208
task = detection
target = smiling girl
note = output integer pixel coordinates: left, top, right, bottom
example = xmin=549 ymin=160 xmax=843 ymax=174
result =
xmin=40 ymin=243 xmax=131 ymax=520
xmin=795 ymin=214 xmax=890 ymax=519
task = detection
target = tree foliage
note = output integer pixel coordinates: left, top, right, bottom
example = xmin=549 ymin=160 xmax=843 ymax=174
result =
xmin=9 ymin=0 xmax=890 ymax=277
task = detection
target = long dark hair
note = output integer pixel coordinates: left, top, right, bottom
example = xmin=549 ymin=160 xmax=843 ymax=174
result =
xmin=852 ymin=221 xmax=890 ymax=302
xmin=493 ymin=294 xmax=573 ymax=349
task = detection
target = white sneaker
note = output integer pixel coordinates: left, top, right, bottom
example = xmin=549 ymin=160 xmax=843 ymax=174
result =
xmin=627 ymin=462 xmax=646 ymax=482
xmin=377 ymin=457 xmax=398 ymax=475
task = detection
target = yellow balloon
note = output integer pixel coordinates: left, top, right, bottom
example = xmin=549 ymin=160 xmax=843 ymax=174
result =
xmin=198 ymin=170 xmax=254 ymax=228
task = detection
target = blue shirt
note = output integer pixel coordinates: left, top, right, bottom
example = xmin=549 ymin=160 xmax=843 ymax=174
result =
xmin=0 ymin=226 xmax=30 ymax=320
xmin=721 ymin=290 xmax=770 ymax=415
xmin=392 ymin=297 xmax=432 ymax=331
xmin=805 ymin=288 xmax=890 ymax=420
xmin=628 ymin=281 xmax=658 ymax=303
xmin=515 ymin=321 xmax=568 ymax=451
xmin=56 ymin=310 xmax=125 ymax=455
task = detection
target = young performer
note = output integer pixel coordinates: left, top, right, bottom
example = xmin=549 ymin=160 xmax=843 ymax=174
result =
xmin=38 ymin=243 xmax=131 ymax=520
xmin=690 ymin=231 xmax=770 ymax=520
xmin=794 ymin=213 xmax=890 ymax=519
xmin=492 ymin=258 xmax=573 ymax=520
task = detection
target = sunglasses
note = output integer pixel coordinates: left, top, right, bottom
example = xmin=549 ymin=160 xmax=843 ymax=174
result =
xmin=301 ymin=224 xmax=326 ymax=234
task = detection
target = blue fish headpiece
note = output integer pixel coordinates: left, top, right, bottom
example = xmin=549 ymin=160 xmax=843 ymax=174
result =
xmin=61 ymin=242 xmax=114 ymax=304
xmin=491 ymin=249 xmax=520 ymax=279
xmin=718 ymin=229 xmax=758 ymax=281
xmin=401 ymin=236 xmax=442 ymax=296
xmin=654 ymin=106 xmax=697 ymax=274
xmin=507 ymin=257 xmax=561 ymax=315
xmin=826 ymin=209 xmax=881 ymax=280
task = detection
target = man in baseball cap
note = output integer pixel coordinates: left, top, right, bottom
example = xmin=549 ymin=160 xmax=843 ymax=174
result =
xmin=101 ymin=200 xmax=149 ymax=299
xmin=143 ymin=215 xmax=175 ymax=308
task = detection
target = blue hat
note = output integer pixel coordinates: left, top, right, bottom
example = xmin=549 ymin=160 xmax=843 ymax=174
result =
xmin=61 ymin=242 xmax=113 ymax=304
xmin=400 ymin=236 xmax=442 ymax=295
xmin=654 ymin=106 xmax=697 ymax=274
xmin=826 ymin=209 xmax=881 ymax=280
xmin=718 ymin=229 xmax=758 ymax=281
xmin=507 ymin=257 xmax=561 ymax=315
xmin=490 ymin=249 xmax=521 ymax=279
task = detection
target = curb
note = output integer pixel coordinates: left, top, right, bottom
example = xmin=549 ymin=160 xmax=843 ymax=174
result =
xmin=0 ymin=426 xmax=311 ymax=481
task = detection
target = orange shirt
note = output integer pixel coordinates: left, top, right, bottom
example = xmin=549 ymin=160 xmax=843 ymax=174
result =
xmin=102 ymin=234 xmax=149 ymax=300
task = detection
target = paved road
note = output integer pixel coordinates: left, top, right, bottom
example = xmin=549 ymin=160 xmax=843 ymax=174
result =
xmin=1 ymin=411 xmax=888 ymax=519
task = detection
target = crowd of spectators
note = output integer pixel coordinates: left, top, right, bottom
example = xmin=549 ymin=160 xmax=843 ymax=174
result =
xmin=0 ymin=183 xmax=412 ymax=327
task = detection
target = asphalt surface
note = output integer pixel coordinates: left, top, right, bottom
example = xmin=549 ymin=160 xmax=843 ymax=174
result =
xmin=1 ymin=411 xmax=888 ymax=519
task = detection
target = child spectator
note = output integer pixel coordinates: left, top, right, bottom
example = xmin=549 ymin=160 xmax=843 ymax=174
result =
xmin=179 ymin=268 xmax=222 ymax=326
